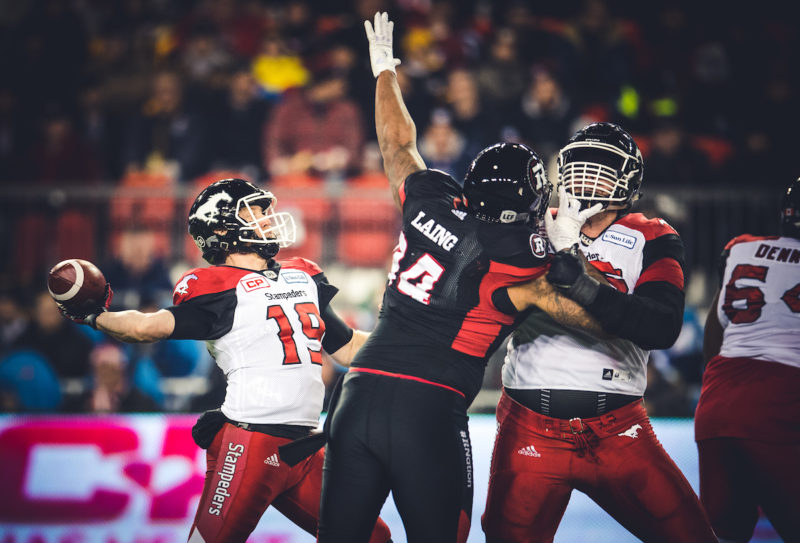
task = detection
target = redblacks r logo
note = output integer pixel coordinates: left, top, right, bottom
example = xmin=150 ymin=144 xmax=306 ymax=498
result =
xmin=529 ymin=234 xmax=547 ymax=258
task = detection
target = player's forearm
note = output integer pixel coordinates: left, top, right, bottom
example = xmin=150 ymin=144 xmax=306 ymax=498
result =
xmin=702 ymin=291 xmax=723 ymax=363
xmin=376 ymin=72 xmax=415 ymax=155
xmin=95 ymin=309 xmax=176 ymax=343
xmin=515 ymin=276 xmax=608 ymax=337
xmin=375 ymin=71 xmax=423 ymax=206
xmin=328 ymin=330 xmax=369 ymax=367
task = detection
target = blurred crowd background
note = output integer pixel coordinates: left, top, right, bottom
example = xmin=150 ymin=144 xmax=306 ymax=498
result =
xmin=0 ymin=0 xmax=795 ymax=417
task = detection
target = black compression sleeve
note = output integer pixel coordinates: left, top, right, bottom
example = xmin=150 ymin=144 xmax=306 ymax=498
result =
xmin=166 ymin=290 xmax=237 ymax=340
xmin=584 ymin=281 xmax=685 ymax=350
xmin=491 ymin=287 xmax=517 ymax=315
xmin=321 ymin=305 xmax=354 ymax=354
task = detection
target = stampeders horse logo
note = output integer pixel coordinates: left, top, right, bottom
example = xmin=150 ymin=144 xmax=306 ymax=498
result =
xmin=174 ymin=274 xmax=198 ymax=296
xmin=618 ymin=424 xmax=642 ymax=439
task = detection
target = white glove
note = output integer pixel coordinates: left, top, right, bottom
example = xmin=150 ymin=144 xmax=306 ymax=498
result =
xmin=364 ymin=12 xmax=401 ymax=78
xmin=544 ymin=186 xmax=604 ymax=252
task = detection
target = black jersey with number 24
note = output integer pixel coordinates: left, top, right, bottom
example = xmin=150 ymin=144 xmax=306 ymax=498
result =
xmin=351 ymin=169 xmax=550 ymax=403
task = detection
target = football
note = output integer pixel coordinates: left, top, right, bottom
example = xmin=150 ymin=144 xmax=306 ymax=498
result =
xmin=47 ymin=259 xmax=107 ymax=313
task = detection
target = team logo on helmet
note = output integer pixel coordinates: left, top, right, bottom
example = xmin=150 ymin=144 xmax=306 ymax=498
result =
xmin=190 ymin=192 xmax=232 ymax=224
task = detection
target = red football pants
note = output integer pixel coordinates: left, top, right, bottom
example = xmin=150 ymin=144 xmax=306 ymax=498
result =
xmin=188 ymin=422 xmax=391 ymax=543
xmin=697 ymin=437 xmax=800 ymax=542
xmin=482 ymin=391 xmax=716 ymax=543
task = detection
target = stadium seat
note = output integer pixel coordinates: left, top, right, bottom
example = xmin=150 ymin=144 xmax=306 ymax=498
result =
xmin=337 ymin=189 xmax=399 ymax=268
xmin=109 ymin=172 xmax=175 ymax=258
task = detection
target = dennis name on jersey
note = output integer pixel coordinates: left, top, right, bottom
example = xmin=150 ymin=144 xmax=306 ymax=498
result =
xmin=411 ymin=211 xmax=459 ymax=251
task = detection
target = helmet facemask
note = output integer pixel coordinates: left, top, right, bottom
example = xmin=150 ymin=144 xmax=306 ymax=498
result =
xmin=557 ymin=140 xmax=642 ymax=210
xmin=236 ymin=192 xmax=296 ymax=250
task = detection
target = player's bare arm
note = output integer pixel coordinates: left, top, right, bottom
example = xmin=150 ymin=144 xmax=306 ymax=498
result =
xmin=507 ymin=277 xmax=608 ymax=336
xmin=366 ymin=12 xmax=425 ymax=209
xmin=328 ymin=329 xmax=370 ymax=367
xmin=702 ymin=291 xmax=723 ymax=363
xmin=94 ymin=309 xmax=176 ymax=343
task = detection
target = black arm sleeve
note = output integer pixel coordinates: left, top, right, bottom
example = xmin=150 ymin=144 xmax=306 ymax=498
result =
xmin=584 ymin=281 xmax=685 ymax=350
xmin=166 ymin=290 xmax=237 ymax=340
xmin=320 ymin=305 xmax=354 ymax=354
xmin=491 ymin=287 xmax=517 ymax=315
xmin=312 ymin=272 xmax=339 ymax=312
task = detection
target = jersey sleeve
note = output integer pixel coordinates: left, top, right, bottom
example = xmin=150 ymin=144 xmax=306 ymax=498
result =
xmin=399 ymin=169 xmax=462 ymax=209
xmin=167 ymin=267 xmax=240 ymax=340
xmin=167 ymin=291 xmax=237 ymax=340
xmin=281 ymin=256 xmax=340 ymax=311
xmin=584 ymin=229 xmax=686 ymax=351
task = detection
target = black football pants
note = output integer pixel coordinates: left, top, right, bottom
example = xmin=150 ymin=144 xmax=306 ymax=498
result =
xmin=318 ymin=370 xmax=473 ymax=543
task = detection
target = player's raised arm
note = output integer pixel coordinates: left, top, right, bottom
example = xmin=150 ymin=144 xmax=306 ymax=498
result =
xmin=365 ymin=12 xmax=425 ymax=209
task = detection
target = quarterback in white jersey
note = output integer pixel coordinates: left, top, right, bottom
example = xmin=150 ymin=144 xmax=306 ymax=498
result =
xmin=695 ymin=178 xmax=800 ymax=543
xmin=54 ymin=178 xmax=391 ymax=543
xmin=482 ymin=123 xmax=716 ymax=543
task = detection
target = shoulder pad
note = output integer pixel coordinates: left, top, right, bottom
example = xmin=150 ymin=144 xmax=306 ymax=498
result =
xmin=279 ymin=257 xmax=323 ymax=277
xmin=172 ymin=266 xmax=247 ymax=304
xmin=618 ymin=213 xmax=678 ymax=240
xmin=724 ymin=234 xmax=780 ymax=251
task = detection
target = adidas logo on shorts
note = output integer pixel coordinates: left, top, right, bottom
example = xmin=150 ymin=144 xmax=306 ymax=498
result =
xmin=517 ymin=445 xmax=541 ymax=457
xmin=264 ymin=453 xmax=280 ymax=466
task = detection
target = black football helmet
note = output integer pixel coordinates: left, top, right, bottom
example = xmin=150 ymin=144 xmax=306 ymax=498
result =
xmin=463 ymin=142 xmax=551 ymax=225
xmin=557 ymin=122 xmax=643 ymax=212
xmin=781 ymin=177 xmax=800 ymax=237
xmin=188 ymin=178 xmax=296 ymax=264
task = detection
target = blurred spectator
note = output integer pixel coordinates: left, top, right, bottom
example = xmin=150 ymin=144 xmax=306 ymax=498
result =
xmin=644 ymin=119 xmax=713 ymax=187
xmin=21 ymin=108 xmax=101 ymax=185
xmin=77 ymin=81 xmax=125 ymax=181
xmin=475 ymin=28 xmax=527 ymax=127
xmin=14 ymin=291 xmax=93 ymax=379
xmin=559 ymin=0 xmax=635 ymax=114
xmin=8 ymin=0 xmax=88 ymax=120
xmin=0 ymin=86 xmax=23 ymax=182
xmin=0 ymin=349 xmax=62 ymax=413
xmin=62 ymin=342 xmax=160 ymax=413
xmin=210 ymin=68 xmax=269 ymax=181
xmin=251 ymin=34 xmax=310 ymax=99
xmin=418 ymin=108 xmax=472 ymax=181
xmin=123 ymin=71 xmax=210 ymax=182
xmin=263 ymin=68 xmax=364 ymax=181
xmin=445 ymin=68 xmax=497 ymax=161
xmin=0 ymin=290 xmax=29 ymax=356
xmin=103 ymin=228 xmax=174 ymax=310
xmin=179 ymin=23 xmax=233 ymax=88
xmin=516 ymin=66 xmax=577 ymax=163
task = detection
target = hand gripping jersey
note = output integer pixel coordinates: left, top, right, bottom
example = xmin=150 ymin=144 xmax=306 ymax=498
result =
xmin=715 ymin=235 xmax=800 ymax=366
xmin=351 ymin=170 xmax=550 ymax=403
xmin=170 ymin=258 xmax=338 ymax=426
xmin=504 ymin=213 xmax=684 ymax=396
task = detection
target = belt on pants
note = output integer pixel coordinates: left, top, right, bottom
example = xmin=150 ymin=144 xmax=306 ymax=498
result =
xmin=504 ymin=387 xmax=641 ymax=420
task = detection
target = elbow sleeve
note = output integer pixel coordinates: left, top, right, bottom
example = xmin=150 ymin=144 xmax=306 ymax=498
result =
xmin=586 ymin=281 xmax=685 ymax=350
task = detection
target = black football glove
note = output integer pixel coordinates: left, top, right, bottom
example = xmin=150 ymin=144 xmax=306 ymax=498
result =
xmin=57 ymin=283 xmax=114 ymax=329
xmin=546 ymin=245 xmax=601 ymax=306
